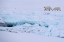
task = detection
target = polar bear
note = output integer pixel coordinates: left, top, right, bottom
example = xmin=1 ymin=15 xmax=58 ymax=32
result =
xmin=53 ymin=7 xmax=61 ymax=11
xmin=44 ymin=6 xmax=52 ymax=11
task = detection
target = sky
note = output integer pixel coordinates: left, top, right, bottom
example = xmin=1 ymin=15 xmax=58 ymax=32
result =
xmin=0 ymin=0 xmax=64 ymax=13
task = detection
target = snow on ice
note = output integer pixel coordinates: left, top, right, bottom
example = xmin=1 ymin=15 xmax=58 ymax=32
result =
xmin=0 ymin=31 xmax=64 ymax=42
xmin=0 ymin=11 xmax=64 ymax=38
xmin=0 ymin=0 xmax=64 ymax=42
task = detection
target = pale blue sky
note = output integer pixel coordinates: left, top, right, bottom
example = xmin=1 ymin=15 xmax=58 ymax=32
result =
xmin=0 ymin=0 xmax=64 ymax=13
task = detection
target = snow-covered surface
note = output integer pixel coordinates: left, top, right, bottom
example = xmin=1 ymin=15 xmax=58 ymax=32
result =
xmin=0 ymin=9 xmax=64 ymax=42
xmin=0 ymin=11 xmax=64 ymax=38
xmin=0 ymin=24 xmax=64 ymax=38
xmin=0 ymin=17 xmax=7 ymax=27
xmin=0 ymin=0 xmax=64 ymax=42
xmin=0 ymin=17 xmax=5 ymax=23
xmin=0 ymin=31 xmax=64 ymax=42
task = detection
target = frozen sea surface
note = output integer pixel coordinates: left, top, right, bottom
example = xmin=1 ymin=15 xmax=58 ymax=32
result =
xmin=0 ymin=0 xmax=64 ymax=42
xmin=0 ymin=11 xmax=64 ymax=38
xmin=0 ymin=31 xmax=64 ymax=42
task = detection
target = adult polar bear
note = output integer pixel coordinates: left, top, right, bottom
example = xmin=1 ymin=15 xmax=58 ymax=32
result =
xmin=44 ymin=6 xmax=52 ymax=11
xmin=53 ymin=7 xmax=61 ymax=11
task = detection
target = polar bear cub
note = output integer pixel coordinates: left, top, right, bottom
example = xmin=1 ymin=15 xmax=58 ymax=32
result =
xmin=53 ymin=7 xmax=61 ymax=11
